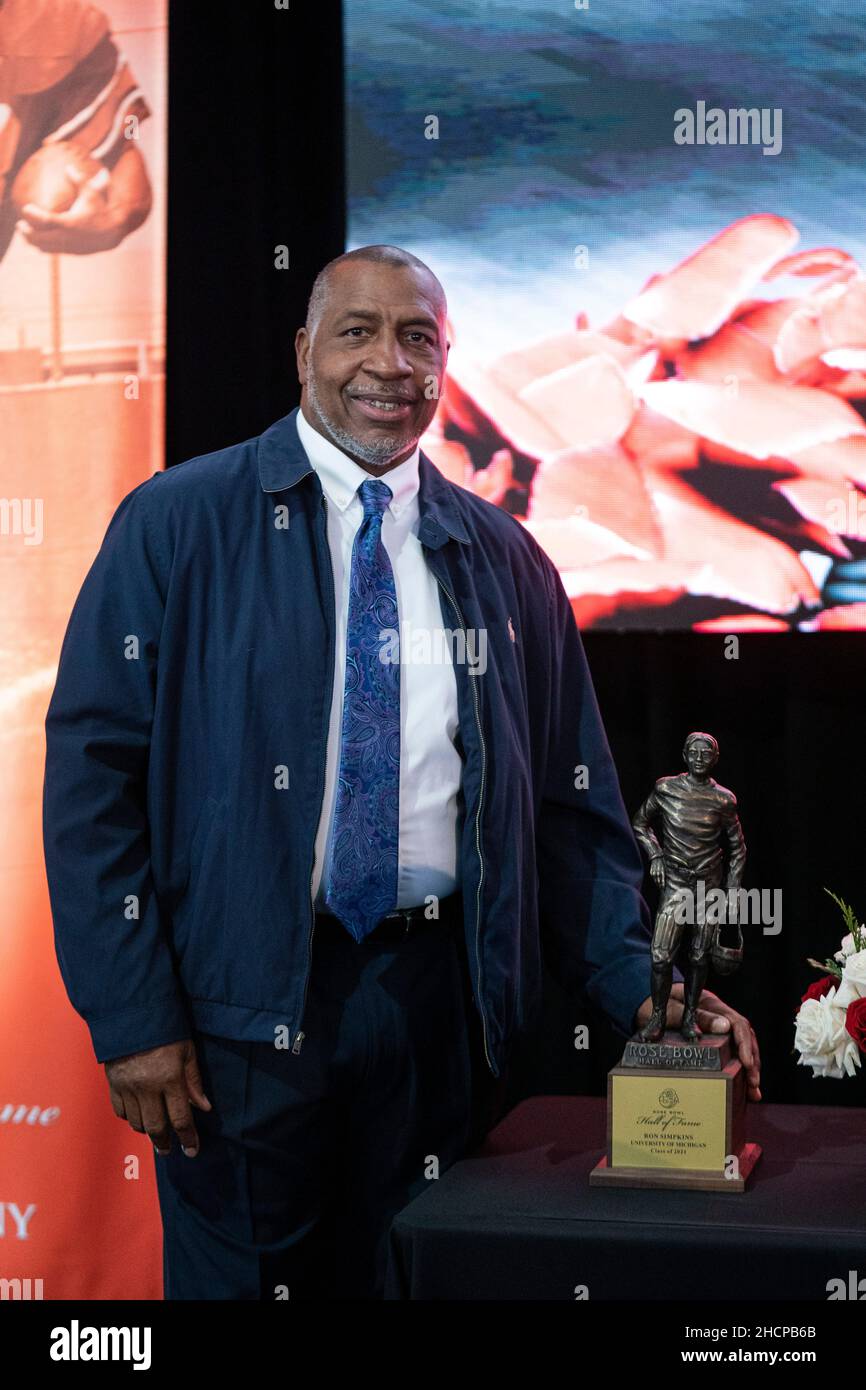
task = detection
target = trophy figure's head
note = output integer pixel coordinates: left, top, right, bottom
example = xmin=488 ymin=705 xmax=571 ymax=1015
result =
xmin=683 ymin=731 xmax=719 ymax=778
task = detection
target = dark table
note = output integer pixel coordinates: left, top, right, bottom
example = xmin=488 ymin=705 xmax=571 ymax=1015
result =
xmin=384 ymin=1096 xmax=866 ymax=1300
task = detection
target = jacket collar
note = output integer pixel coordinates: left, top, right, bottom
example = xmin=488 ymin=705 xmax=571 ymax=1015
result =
xmin=257 ymin=407 xmax=470 ymax=548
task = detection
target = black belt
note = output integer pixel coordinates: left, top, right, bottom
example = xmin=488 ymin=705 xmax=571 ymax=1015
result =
xmin=314 ymin=891 xmax=462 ymax=943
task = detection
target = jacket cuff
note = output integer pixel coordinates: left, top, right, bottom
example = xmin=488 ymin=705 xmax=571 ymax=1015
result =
xmin=88 ymin=993 xmax=193 ymax=1064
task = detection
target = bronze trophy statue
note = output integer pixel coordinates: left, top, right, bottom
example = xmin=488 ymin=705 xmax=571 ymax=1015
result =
xmin=590 ymin=733 xmax=760 ymax=1191
xmin=632 ymin=732 xmax=747 ymax=1043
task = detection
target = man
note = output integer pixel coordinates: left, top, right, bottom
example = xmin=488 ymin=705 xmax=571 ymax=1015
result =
xmin=43 ymin=245 xmax=761 ymax=1301
xmin=0 ymin=0 xmax=152 ymax=262
xmin=632 ymin=732 xmax=747 ymax=1042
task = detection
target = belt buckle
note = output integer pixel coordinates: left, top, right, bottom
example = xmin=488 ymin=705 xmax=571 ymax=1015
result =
xmin=375 ymin=907 xmax=411 ymax=938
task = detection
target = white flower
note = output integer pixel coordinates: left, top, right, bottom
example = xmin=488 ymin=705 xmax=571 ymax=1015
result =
xmin=836 ymin=949 xmax=866 ymax=1008
xmin=835 ymin=933 xmax=857 ymax=963
xmin=793 ymin=988 xmax=862 ymax=1080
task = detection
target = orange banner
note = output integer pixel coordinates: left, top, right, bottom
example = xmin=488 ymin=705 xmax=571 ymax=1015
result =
xmin=0 ymin=0 xmax=167 ymax=1301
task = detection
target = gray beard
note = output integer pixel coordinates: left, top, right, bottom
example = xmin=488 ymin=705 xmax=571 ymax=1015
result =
xmin=306 ymin=371 xmax=419 ymax=467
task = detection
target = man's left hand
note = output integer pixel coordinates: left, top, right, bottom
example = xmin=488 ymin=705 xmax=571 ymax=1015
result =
xmin=635 ymin=983 xmax=762 ymax=1101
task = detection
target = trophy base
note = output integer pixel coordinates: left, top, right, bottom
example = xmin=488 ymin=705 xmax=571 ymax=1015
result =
xmin=589 ymin=1030 xmax=762 ymax=1192
xmin=589 ymin=1141 xmax=762 ymax=1192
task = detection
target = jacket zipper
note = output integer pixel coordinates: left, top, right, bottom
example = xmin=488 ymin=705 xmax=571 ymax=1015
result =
xmin=434 ymin=573 xmax=494 ymax=1076
xmin=293 ymin=492 xmax=335 ymax=1055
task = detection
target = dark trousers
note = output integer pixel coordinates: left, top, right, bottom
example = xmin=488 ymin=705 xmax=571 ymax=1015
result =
xmin=154 ymin=897 xmax=506 ymax=1299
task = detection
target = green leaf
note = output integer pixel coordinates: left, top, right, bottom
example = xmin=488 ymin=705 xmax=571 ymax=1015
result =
xmin=823 ymin=887 xmax=865 ymax=952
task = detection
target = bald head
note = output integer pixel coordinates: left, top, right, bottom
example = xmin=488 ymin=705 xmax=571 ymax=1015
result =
xmin=305 ymin=245 xmax=446 ymax=340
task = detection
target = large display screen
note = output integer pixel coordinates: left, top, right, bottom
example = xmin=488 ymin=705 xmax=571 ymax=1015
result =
xmin=344 ymin=1 xmax=866 ymax=630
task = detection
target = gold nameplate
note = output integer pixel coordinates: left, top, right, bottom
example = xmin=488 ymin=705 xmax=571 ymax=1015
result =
xmin=611 ymin=1073 xmax=726 ymax=1170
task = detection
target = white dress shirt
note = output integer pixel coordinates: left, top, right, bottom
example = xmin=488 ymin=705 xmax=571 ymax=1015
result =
xmin=295 ymin=406 xmax=463 ymax=911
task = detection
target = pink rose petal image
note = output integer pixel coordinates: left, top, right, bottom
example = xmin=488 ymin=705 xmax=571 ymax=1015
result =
xmin=779 ymin=436 xmax=866 ymax=487
xmin=676 ymin=314 xmax=787 ymax=386
xmin=517 ymin=354 xmax=636 ymax=450
xmin=692 ymin=615 xmax=792 ymax=632
xmin=821 ymin=349 xmax=866 ymax=372
xmin=416 ymin=426 xmax=514 ymax=505
xmin=773 ymin=479 xmax=866 ymax=544
xmin=469 ymin=448 xmax=514 ymax=505
xmin=525 ymin=443 xmax=661 ymax=556
xmin=621 ymin=405 xmax=700 ymax=472
xmin=810 ymin=361 xmax=866 ymax=401
xmin=644 ymin=467 xmax=820 ymax=614
xmin=440 ymin=331 xmax=647 ymax=457
xmin=482 ymin=328 xmax=639 ymax=389
xmin=418 ymin=433 xmax=473 ymax=486
xmin=640 ymin=380 xmax=865 ymax=462
xmin=676 ymin=293 xmax=856 ymax=388
xmin=521 ymin=518 xmax=651 ymax=573
xmin=763 ymin=247 xmax=861 ymax=281
xmin=622 ymin=214 xmax=799 ymax=343
xmin=810 ymin=603 xmax=866 ymax=629
xmin=431 ymin=215 xmax=866 ymax=627
xmin=597 ymin=312 xmax=657 ymax=349
xmin=524 ymin=466 xmax=820 ymax=619
xmin=441 ymin=349 xmax=568 ymax=457
xmin=774 ymin=277 xmax=866 ymax=379
xmin=560 ymin=559 xmax=689 ymax=627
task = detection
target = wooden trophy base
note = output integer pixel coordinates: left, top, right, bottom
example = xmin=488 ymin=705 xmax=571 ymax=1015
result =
xmin=589 ymin=1031 xmax=762 ymax=1192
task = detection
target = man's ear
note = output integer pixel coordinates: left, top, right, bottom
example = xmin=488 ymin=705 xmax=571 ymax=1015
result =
xmin=295 ymin=326 xmax=310 ymax=385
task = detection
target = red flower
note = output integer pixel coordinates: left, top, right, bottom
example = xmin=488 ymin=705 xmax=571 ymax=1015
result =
xmin=798 ymin=976 xmax=836 ymax=1010
xmin=845 ymin=997 xmax=866 ymax=1053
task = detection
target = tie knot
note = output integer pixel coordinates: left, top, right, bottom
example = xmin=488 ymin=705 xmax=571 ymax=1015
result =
xmin=359 ymin=477 xmax=392 ymax=519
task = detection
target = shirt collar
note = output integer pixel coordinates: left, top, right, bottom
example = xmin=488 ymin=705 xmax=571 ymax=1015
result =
xmin=295 ymin=405 xmax=420 ymax=518
xmin=257 ymin=408 xmax=471 ymax=548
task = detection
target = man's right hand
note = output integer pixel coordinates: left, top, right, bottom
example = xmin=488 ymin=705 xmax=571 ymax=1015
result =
xmin=104 ymin=1040 xmax=212 ymax=1157
xmin=650 ymin=857 xmax=665 ymax=887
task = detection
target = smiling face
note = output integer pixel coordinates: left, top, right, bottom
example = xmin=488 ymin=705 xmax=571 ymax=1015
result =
xmin=295 ymin=258 xmax=449 ymax=472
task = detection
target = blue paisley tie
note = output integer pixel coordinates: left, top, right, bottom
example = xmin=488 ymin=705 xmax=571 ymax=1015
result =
xmin=323 ymin=478 xmax=400 ymax=941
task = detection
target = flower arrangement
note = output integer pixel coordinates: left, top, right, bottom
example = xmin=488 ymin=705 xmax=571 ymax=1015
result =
xmin=793 ymin=890 xmax=866 ymax=1079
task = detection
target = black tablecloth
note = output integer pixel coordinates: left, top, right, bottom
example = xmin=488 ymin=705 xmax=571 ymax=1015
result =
xmin=384 ymin=1096 xmax=866 ymax=1300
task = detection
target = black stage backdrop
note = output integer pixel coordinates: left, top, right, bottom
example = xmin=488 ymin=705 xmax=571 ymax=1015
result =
xmin=167 ymin=2 xmax=865 ymax=1108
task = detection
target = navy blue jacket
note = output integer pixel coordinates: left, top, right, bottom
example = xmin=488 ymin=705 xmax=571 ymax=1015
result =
xmin=43 ymin=407 xmax=663 ymax=1077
